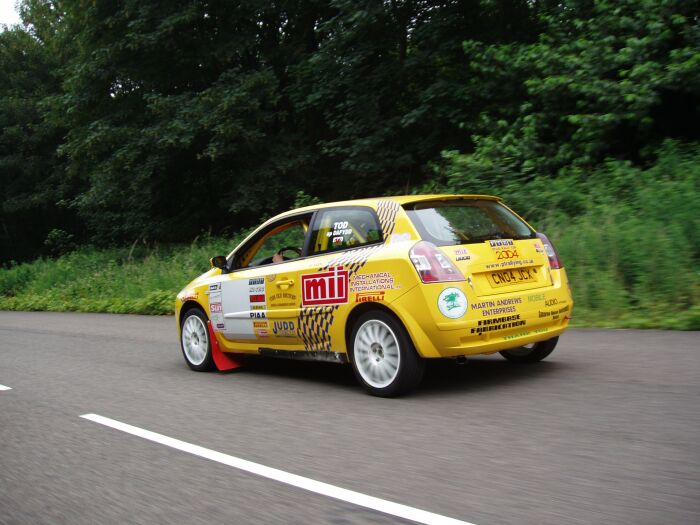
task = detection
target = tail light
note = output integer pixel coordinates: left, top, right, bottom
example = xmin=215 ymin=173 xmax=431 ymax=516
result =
xmin=536 ymin=232 xmax=563 ymax=269
xmin=409 ymin=241 xmax=465 ymax=283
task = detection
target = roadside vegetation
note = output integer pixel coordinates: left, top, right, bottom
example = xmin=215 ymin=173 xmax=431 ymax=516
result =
xmin=1 ymin=1 xmax=698 ymax=328
xmin=1 ymin=143 xmax=698 ymax=329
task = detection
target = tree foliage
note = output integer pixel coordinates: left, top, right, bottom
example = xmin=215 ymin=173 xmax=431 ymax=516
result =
xmin=0 ymin=0 xmax=698 ymax=264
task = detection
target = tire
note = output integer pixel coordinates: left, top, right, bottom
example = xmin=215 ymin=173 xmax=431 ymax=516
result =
xmin=180 ymin=308 xmax=215 ymax=371
xmin=499 ymin=336 xmax=559 ymax=363
xmin=349 ymin=310 xmax=425 ymax=397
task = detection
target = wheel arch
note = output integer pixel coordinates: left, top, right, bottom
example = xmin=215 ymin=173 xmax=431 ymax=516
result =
xmin=344 ymin=302 xmax=413 ymax=361
xmin=179 ymin=300 xmax=207 ymax=327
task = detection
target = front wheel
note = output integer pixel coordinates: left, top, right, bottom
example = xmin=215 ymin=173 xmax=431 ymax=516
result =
xmin=499 ymin=336 xmax=559 ymax=363
xmin=349 ymin=311 xmax=425 ymax=397
xmin=180 ymin=308 xmax=215 ymax=371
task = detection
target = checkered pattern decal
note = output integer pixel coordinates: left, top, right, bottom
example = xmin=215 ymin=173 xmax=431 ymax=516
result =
xmin=297 ymin=200 xmax=401 ymax=352
xmin=376 ymin=199 xmax=400 ymax=239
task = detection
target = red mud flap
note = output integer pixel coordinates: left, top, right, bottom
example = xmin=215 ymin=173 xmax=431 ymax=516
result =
xmin=207 ymin=320 xmax=243 ymax=371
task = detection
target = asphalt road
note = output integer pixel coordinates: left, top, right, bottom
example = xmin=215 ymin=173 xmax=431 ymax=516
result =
xmin=0 ymin=311 xmax=698 ymax=525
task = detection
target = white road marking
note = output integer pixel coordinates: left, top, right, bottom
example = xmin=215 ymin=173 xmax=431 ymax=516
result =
xmin=0 ymin=384 xmax=11 ymax=391
xmin=81 ymin=413 xmax=476 ymax=525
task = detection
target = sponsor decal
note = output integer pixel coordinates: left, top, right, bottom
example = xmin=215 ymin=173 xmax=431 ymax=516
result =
xmin=272 ymin=321 xmax=296 ymax=337
xmin=249 ymin=284 xmax=265 ymax=294
xmin=301 ymin=266 xmax=349 ymax=306
xmin=489 ymin=239 xmax=515 ymax=247
xmin=253 ymin=321 xmax=268 ymax=328
xmin=249 ymin=294 xmax=266 ymax=303
xmin=534 ymin=242 xmax=544 ymax=253
xmin=248 ymin=277 xmax=264 ymax=286
xmin=528 ymin=293 xmax=545 ymax=302
xmin=180 ymin=292 xmax=198 ymax=302
xmin=266 ymin=274 xmax=276 ymax=282
xmin=210 ymin=303 xmax=223 ymax=314
xmin=355 ymin=291 xmax=385 ymax=303
xmin=544 ymin=298 xmax=559 ymax=307
xmin=208 ymin=283 xmax=221 ymax=292
xmin=471 ymin=297 xmax=522 ymax=317
xmin=538 ymin=305 xmax=570 ymax=319
xmin=269 ymin=292 xmax=296 ymax=301
xmin=503 ymin=326 xmax=548 ymax=341
xmin=484 ymin=258 xmax=535 ymax=269
xmin=250 ymin=304 xmax=265 ymax=310
xmin=350 ymin=272 xmax=399 ymax=293
xmin=471 ymin=318 xmax=526 ymax=334
xmin=325 ymin=221 xmax=352 ymax=238
xmin=438 ymin=288 xmax=468 ymax=319
xmin=209 ymin=291 xmax=224 ymax=331
xmin=495 ymin=248 xmax=519 ymax=260
xmin=256 ymin=329 xmax=269 ymax=337
xmin=477 ymin=314 xmax=521 ymax=326
xmin=249 ymin=311 xmax=266 ymax=319
xmin=454 ymin=248 xmax=471 ymax=262
xmin=269 ymin=292 xmax=297 ymax=307
xmin=332 ymin=236 xmax=344 ymax=245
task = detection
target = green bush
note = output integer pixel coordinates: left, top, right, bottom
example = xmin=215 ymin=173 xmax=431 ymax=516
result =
xmin=0 ymin=234 xmax=244 ymax=316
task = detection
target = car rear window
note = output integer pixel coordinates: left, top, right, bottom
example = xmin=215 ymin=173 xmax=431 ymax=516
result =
xmin=309 ymin=207 xmax=382 ymax=255
xmin=405 ymin=200 xmax=535 ymax=246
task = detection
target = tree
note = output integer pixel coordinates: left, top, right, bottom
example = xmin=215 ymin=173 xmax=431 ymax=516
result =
xmin=446 ymin=0 xmax=700 ymax=190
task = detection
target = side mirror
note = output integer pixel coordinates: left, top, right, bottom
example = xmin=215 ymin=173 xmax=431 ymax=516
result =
xmin=210 ymin=255 xmax=228 ymax=272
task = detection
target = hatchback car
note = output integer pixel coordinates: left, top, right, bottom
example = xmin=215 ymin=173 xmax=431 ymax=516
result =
xmin=176 ymin=195 xmax=573 ymax=396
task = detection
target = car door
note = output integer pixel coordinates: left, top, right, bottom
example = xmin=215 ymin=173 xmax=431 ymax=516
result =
xmin=213 ymin=214 xmax=312 ymax=349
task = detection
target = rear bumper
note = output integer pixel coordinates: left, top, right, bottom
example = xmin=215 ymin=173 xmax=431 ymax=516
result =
xmin=390 ymin=268 xmax=573 ymax=358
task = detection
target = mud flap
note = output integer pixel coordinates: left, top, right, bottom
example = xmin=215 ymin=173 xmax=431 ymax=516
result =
xmin=207 ymin=320 xmax=243 ymax=371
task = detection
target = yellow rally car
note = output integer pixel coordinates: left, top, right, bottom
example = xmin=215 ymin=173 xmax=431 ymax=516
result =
xmin=176 ymin=195 xmax=573 ymax=396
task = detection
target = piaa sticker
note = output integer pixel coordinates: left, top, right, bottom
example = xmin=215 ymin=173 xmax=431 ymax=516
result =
xmin=438 ymin=288 xmax=468 ymax=319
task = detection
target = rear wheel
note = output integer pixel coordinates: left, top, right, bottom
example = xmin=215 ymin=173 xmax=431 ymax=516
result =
xmin=180 ymin=308 xmax=215 ymax=371
xmin=500 ymin=336 xmax=559 ymax=363
xmin=349 ymin=311 xmax=425 ymax=397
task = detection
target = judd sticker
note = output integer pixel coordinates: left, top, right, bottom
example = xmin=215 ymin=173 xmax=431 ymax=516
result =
xmin=272 ymin=321 xmax=296 ymax=337
xmin=437 ymin=288 xmax=468 ymax=319
xmin=301 ymin=266 xmax=349 ymax=306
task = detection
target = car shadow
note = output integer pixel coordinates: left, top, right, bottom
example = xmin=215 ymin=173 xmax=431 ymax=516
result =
xmin=418 ymin=356 xmax=567 ymax=396
xmin=216 ymin=354 xmax=568 ymax=397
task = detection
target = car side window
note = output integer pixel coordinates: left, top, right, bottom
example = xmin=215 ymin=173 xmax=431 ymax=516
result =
xmin=234 ymin=218 xmax=309 ymax=269
xmin=309 ymin=207 xmax=382 ymax=255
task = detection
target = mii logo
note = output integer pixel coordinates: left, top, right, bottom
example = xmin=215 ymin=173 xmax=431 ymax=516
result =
xmin=302 ymin=266 xmax=349 ymax=306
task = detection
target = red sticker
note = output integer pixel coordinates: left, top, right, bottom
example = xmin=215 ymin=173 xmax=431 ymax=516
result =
xmin=302 ymin=266 xmax=349 ymax=306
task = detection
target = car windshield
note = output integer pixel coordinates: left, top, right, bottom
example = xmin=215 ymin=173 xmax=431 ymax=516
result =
xmin=405 ymin=200 xmax=535 ymax=246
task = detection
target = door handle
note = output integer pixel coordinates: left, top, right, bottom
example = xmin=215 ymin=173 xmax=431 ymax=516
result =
xmin=276 ymin=279 xmax=295 ymax=289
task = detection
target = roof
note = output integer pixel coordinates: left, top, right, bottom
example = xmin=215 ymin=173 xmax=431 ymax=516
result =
xmin=281 ymin=194 xmax=502 ymax=217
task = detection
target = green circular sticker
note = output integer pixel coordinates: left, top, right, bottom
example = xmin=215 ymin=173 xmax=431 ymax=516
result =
xmin=438 ymin=287 xmax=467 ymax=319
